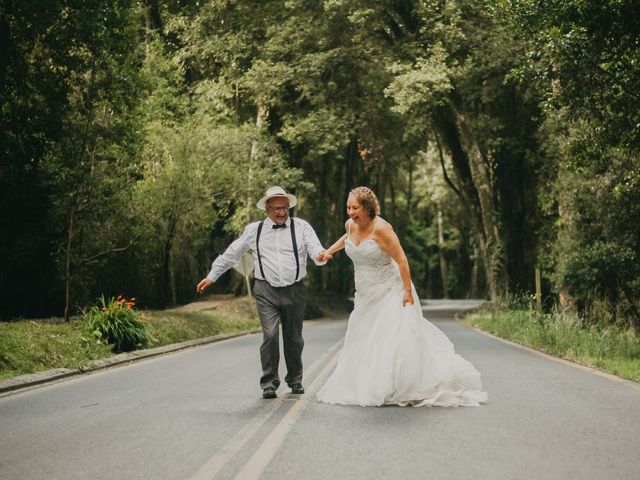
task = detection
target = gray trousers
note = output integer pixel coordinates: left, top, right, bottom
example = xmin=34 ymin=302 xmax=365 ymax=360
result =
xmin=253 ymin=279 xmax=306 ymax=390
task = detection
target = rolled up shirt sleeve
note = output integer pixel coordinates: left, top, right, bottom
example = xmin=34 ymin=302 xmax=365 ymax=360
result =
xmin=302 ymin=220 xmax=327 ymax=266
xmin=206 ymin=224 xmax=254 ymax=282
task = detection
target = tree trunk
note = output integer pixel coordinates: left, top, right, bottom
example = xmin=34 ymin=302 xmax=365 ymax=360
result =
xmin=342 ymin=136 xmax=358 ymax=212
xmin=243 ymin=105 xmax=270 ymax=297
xmin=159 ymin=215 xmax=177 ymax=308
xmin=435 ymin=100 xmax=508 ymax=300
xmin=435 ymin=111 xmax=491 ymax=298
xmin=426 ymin=261 xmax=434 ymax=298
xmin=338 ymin=136 xmax=359 ymax=293
xmin=169 ymin=258 xmax=177 ymax=306
xmin=437 ymin=208 xmax=449 ymax=299
xmin=63 ymin=203 xmax=77 ymax=322
xmin=142 ymin=0 xmax=164 ymax=50
xmin=388 ymin=178 xmax=397 ymax=219
xmin=557 ymin=186 xmax=576 ymax=312
xmin=451 ymin=101 xmax=507 ymax=297
xmin=407 ymin=155 xmax=414 ymax=220
xmin=250 ymin=105 xmax=269 ymax=157
xmin=471 ymin=244 xmax=479 ymax=299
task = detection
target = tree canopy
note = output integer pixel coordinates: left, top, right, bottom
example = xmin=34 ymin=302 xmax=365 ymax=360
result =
xmin=1 ymin=0 xmax=638 ymax=328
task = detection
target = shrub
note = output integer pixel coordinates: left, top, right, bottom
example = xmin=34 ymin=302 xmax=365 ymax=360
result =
xmin=82 ymin=295 xmax=149 ymax=353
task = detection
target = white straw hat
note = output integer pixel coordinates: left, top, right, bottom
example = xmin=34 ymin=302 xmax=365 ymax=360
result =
xmin=256 ymin=186 xmax=297 ymax=210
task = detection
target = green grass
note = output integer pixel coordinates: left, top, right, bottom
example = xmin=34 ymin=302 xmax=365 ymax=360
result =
xmin=146 ymin=310 xmax=260 ymax=346
xmin=0 ymin=299 xmax=260 ymax=382
xmin=0 ymin=320 xmax=113 ymax=381
xmin=466 ymin=308 xmax=640 ymax=383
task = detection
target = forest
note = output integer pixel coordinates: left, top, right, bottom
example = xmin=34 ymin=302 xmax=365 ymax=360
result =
xmin=1 ymin=0 xmax=638 ymax=329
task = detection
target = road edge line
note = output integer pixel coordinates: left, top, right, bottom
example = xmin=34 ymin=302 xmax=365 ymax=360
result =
xmin=0 ymin=329 xmax=261 ymax=396
xmin=454 ymin=311 xmax=640 ymax=391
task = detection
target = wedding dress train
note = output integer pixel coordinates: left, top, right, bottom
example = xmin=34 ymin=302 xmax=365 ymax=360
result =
xmin=317 ymin=237 xmax=488 ymax=407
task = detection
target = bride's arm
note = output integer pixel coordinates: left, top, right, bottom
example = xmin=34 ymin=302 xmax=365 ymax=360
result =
xmin=316 ymin=221 xmax=349 ymax=262
xmin=374 ymin=222 xmax=415 ymax=306
xmin=325 ymin=234 xmax=347 ymax=256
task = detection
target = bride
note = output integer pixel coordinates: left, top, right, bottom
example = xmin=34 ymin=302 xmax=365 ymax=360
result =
xmin=316 ymin=187 xmax=488 ymax=407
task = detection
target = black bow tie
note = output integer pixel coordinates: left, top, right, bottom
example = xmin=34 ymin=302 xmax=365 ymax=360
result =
xmin=272 ymin=223 xmax=286 ymax=229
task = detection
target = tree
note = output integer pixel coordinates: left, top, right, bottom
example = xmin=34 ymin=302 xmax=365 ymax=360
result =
xmin=384 ymin=0 xmax=543 ymax=300
xmin=509 ymin=0 xmax=640 ymax=325
xmin=0 ymin=1 xmax=145 ymax=320
xmin=132 ymin=26 xmax=308 ymax=306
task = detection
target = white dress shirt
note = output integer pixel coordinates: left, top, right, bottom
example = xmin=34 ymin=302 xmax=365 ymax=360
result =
xmin=206 ymin=217 xmax=327 ymax=287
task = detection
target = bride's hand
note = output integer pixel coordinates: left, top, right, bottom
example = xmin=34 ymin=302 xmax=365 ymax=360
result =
xmin=317 ymin=251 xmax=333 ymax=262
xmin=402 ymin=290 xmax=414 ymax=307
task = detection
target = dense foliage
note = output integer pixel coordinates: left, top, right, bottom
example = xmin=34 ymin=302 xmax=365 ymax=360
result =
xmin=1 ymin=0 xmax=638 ymax=328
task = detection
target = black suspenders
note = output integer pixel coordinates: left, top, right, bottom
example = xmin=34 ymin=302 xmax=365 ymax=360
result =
xmin=255 ymin=218 xmax=300 ymax=283
xmin=256 ymin=220 xmax=266 ymax=280
xmin=290 ymin=218 xmax=300 ymax=280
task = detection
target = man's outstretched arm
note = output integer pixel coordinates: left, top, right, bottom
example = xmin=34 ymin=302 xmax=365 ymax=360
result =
xmin=196 ymin=224 xmax=254 ymax=294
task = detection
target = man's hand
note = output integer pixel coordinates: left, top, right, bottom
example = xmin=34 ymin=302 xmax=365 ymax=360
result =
xmin=196 ymin=278 xmax=214 ymax=295
xmin=316 ymin=251 xmax=333 ymax=262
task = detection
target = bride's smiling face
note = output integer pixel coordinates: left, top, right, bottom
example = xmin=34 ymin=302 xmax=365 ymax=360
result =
xmin=347 ymin=195 xmax=370 ymax=224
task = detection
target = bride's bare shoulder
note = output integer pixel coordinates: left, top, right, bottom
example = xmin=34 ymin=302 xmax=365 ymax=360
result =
xmin=373 ymin=218 xmax=397 ymax=243
xmin=375 ymin=217 xmax=394 ymax=232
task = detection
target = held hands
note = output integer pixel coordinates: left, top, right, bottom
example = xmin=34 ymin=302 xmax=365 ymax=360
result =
xmin=196 ymin=278 xmax=213 ymax=295
xmin=316 ymin=251 xmax=333 ymax=262
xmin=402 ymin=289 xmax=414 ymax=307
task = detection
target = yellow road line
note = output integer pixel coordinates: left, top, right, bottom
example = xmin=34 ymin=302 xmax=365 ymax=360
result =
xmin=189 ymin=338 xmax=343 ymax=480
xmin=233 ymin=345 xmax=342 ymax=480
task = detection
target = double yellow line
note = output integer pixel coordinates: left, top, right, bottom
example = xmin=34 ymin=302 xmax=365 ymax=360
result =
xmin=189 ymin=339 xmax=344 ymax=480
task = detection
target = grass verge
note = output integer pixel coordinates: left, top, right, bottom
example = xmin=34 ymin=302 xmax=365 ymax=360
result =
xmin=465 ymin=307 xmax=640 ymax=383
xmin=0 ymin=296 xmax=260 ymax=382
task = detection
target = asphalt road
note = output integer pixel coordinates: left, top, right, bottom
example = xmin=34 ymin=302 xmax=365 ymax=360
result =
xmin=1 ymin=300 xmax=639 ymax=480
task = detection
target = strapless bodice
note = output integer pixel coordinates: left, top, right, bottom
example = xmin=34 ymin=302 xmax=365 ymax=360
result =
xmin=345 ymin=238 xmax=399 ymax=291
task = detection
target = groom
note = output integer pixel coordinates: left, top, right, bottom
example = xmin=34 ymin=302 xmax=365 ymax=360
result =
xmin=196 ymin=186 xmax=327 ymax=399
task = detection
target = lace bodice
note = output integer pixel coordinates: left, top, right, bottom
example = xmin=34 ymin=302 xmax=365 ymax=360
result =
xmin=345 ymin=238 xmax=398 ymax=291
xmin=345 ymin=238 xmax=390 ymax=267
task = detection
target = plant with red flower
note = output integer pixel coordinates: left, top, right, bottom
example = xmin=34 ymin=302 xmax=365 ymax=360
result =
xmin=82 ymin=295 xmax=149 ymax=353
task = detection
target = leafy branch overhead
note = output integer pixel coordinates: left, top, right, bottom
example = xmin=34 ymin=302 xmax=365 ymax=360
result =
xmin=1 ymin=0 xmax=638 ymax=329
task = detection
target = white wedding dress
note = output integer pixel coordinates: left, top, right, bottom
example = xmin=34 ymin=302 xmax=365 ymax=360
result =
xmin=317 ymin=233 xmax=488 ymax=407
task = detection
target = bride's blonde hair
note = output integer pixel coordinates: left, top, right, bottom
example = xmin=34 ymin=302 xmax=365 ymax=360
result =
xmin=349 ymin=186 xmax=381 ymax=218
